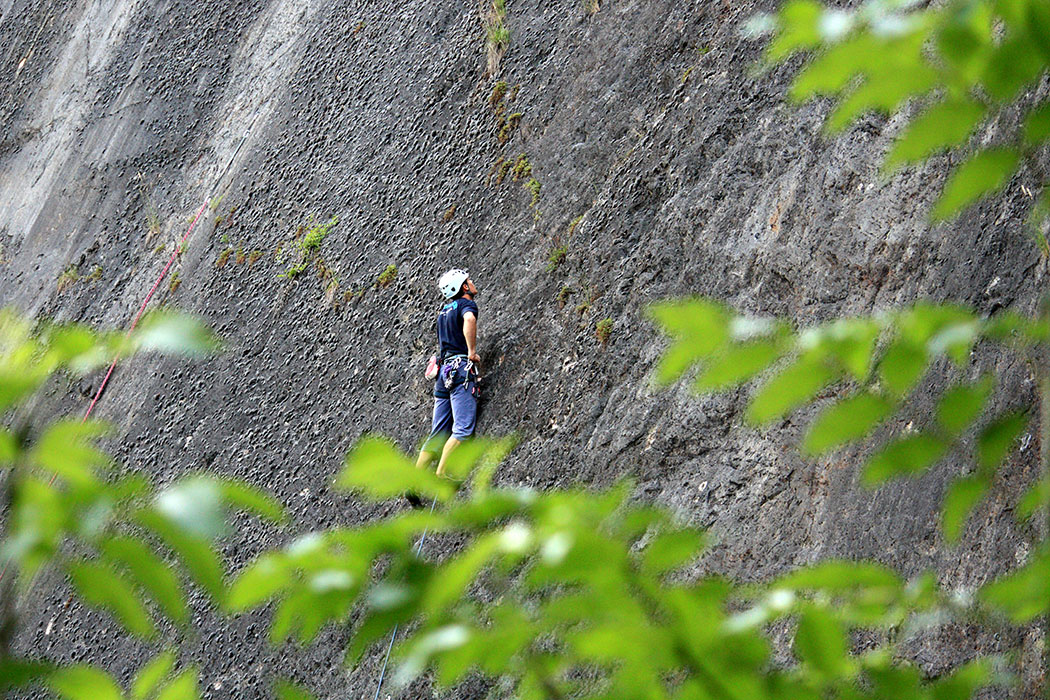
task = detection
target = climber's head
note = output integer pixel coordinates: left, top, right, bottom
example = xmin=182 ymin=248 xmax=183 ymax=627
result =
xmin=438 ymin=268 xmax=476 ymax=300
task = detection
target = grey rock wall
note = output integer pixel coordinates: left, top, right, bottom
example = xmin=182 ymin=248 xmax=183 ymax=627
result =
xmin=1 ymin=0 xmax=1045 ymax=696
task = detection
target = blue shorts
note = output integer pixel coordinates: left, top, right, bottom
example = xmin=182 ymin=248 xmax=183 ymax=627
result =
xmin=428 ymin=364 xmax=478 ymax=444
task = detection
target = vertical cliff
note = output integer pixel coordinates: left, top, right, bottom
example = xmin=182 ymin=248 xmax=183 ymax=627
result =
xmin=1 ymin=0 xmax=1044 ymax=696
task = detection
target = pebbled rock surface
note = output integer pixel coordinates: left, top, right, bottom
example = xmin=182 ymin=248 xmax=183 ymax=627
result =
xmin=1 ymin=0 xmax=1046 ymax=696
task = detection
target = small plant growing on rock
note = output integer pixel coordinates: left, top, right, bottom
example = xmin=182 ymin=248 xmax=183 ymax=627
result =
xmin=547 ymin=245 xmax=567 ymax=273
xmin=279 ymin=215 xmax=338 ymax=279
xmin=576 ymin=286 xmax=600 ymax=316
xmin=567 ymin=214 xmax=584 ymax=237
xmin=525 ymin=177 xmax=541 ymax=216
xmin=300 ymin=216 xmax=338 ymax=253
xmin=235 ymin=246 xmax=246 ymax=265
xmin=482 ymin=0 xmax=509 ymax=76
xmin=498 ymin=112 xmax=522 ymax=143
xmin=443 ymin=204 xmax=457 ymax=222
xmin=377 ymin=264 xmax=398 ymax=288
xmin=216 ymin=248 xmax=233 ymax=268
xmin=596 ymin=317 xmax=613 ymax=345
xmin=557 ymin=285 xmax=571 ymax=308
xmin=169 ymin=270 xmax=181 ymax=294
xmin=494 ymin=158 xmax=513 ymax=185
xmin=57 ymin=265 xmax=79 ymax=293
xmin=511 ymin=153 xmax=531 ymax=180
xmin=489 ymin=80 xmax=507 ymax=106
xmin=248 ymin=250 xmax=263 ymax=265
xmin=87 ymin=265 xmax=102 ymax=282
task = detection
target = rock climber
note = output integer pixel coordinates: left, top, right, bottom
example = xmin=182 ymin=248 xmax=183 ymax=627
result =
xmin=409 ymin=268 xmax=480 ymax=505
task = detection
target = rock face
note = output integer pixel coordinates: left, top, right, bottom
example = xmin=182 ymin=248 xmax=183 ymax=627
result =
xmin=1 ymin=0 xmax=1045 ymax=696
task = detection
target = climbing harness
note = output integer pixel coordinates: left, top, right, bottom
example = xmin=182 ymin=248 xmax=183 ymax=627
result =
xmin=439 ymin=355 xmax=480 ymax=399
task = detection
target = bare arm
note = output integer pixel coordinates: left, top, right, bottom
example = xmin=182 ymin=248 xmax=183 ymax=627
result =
xmin=463 ymin=312 xmax=479 ymax=364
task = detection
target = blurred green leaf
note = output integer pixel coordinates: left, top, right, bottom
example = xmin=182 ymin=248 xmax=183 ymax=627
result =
xmin=395 ymin=625 xmax=472 ymax=686
xmin=803 ymin=393 xmax=894 ymax=455
xmin=135 ymin=311 xmax=220 ymax=358
xmin=275 ymin=679 xmax=316 ymax=700
xmin=1028 ymin=0 xmax=1050 ymax=60
xmin=0 ymin=659 xmax=54 ymax=691
xmin=931 ymin=148 xmax=1019 ymax=221
xmin=767 ymin=0 xmax=824 ymax=60
xmin=137 ymin=509 xmax=226 ymax=603
xmin=863 ymin=433 xmax=948 ymax=485
xmin=795 ymin=606 xmax=848 ymax=677
xmin=790 ymin=35 xmax=879 ymax=100
xmin=695 ymin=340 xmax=785 ymax=392
xmin=423 ymin=534 xmax=500 ymax=615
xmin=440 ymin=438 xmax=491 ymax=482
xmin=7 ymin=476 xmax=65 ymax=584
xmin=929 ymin=322 xmax=980 ymax=365
xmin=68 ymin=559 xmax=156 ymax=639
xmin=899 ymin=304 xmax=976 ymax=346
xmin=977 ymin=411 xmax=1028 ymax=471
xmin=868 ymin=664 xmax=924 ymax=699
xmin=336 ymin=436 xmax=454 ymax=502
xmin=981 ymin=544 xmax=1050 ymax=622
xmin=931 ymin=657 xmax=992 ymax=700
xmin=227 ymin=553 xmax=292 ymax=612
xmin=827 ymin=63 xmax=937 ymax=133
xmin=942 ymin=476 xmax=987 ymax=543
xmin=220 ymin=479 xmax=286 ymax=524
xmin=747 ymin=357 xmax=838 ymax=425
xmin=101 ymin=535 xmax=189 ymax=627
xmin=982 ymin=35 xmax=1043 ymax=101
xmin=1022 ymin=102 xmax=1050 ymax=144
xmin=936 ymin=375 xmax=994 ymax=435
xmin=155 ymin=478 xmax=226 ymax=540
xmin=155 ymin=668 xmax=199 ymax=700
xmin=806 ymin=317 xmax=881 ymax=381
xmin=1017 ymin=477 xmax=1050 ymax=523
xmin=0 ymin=427 xmax=17 ymax=463
xmin=49 ymin=665 xmax=123 ymax=700
xmin=884 ymin=98 xmax=986 ymax=172
xmin=132 ymin=650 xmax=177 ymax=700
xmin=29 ymin=420 xmax=111 ymax=488
xmin=642 ymin=529 xmax=706 ymax=575
xmin=472 ymin=435 xmax=518 ymax=494
xmin=937 ymin=3 xmax=992 ymax=80
xmin=776 ymin=560 xmax=901 ymax=591
xmin=650 ymin=299 xmax=729 ymax=385
xmin=878 ymin=339 xmax=928 ymax=397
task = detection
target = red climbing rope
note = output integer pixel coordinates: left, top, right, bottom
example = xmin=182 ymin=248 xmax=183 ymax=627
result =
xmin=81 ymin=198 xmax=208 ymax=422
xmin=0 ymin=199 xmax=209 ymax=588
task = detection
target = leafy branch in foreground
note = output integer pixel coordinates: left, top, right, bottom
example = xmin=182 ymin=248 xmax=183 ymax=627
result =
xmin=747 ymin=0 xmax=1050 ymax=244
xmin=0 ymin=310 xmax=285 ymax=699
xmin=651 ymin=298 xmax=1042 ymax=544
xmin=227 ymin=434 xmax=1014 ymax=700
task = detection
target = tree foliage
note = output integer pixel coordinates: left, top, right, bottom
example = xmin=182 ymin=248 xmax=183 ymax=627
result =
xmin=747 ymin=0 xmax=1050 ymax=244
xmin=6 ymin=1 xmax=1050 ymax=696
xmin=3 ymin=300 xmax=1041 ymax=699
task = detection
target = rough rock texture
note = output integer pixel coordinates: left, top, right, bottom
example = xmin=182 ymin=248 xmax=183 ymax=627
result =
xmin=1 ymin=0 xmax=1046 ymax=697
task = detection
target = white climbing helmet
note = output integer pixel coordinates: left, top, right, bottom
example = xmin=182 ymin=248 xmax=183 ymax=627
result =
xmin=438 ymin=268 xmax=469 ymax=299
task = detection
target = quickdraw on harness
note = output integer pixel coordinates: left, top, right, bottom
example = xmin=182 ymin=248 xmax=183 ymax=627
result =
xmin=440 ymin=355 xmax=480 ymax=398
